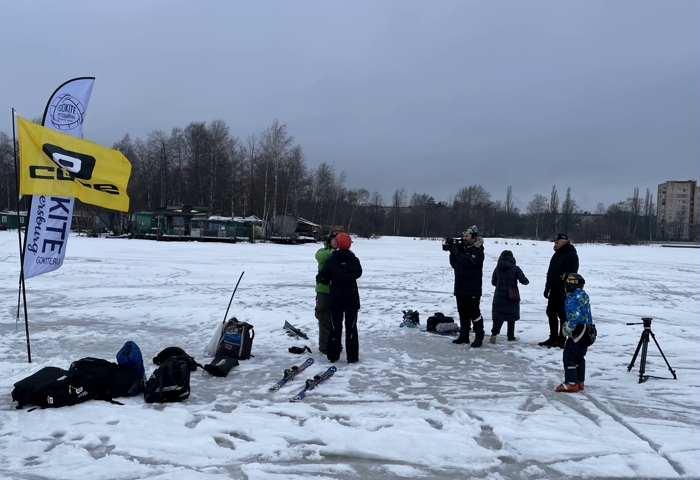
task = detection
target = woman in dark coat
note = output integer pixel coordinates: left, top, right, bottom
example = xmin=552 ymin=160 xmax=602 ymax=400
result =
xmin=316 ymin=232 xmax=362 ymax=363
xmin=490 ymin=250 xmax=529 ymax=343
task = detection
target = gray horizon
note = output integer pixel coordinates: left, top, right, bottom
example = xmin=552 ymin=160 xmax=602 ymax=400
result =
xmin=1 ymin=0 xmax=697 ymax=211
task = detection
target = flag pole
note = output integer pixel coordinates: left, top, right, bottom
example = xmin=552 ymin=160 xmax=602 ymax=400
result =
xmin=11 ymin=109 xmax=32 ymax=363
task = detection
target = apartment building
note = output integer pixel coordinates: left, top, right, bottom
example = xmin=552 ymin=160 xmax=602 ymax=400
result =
xmin=657 ymin=180 xmax=698 ymax=239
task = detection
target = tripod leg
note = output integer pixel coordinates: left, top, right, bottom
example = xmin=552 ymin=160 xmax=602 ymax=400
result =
xmin=638 ymin=331 xmax=649 ymax=383
xmin=649 ymin=331 xmax=677 ymax=379
xmin=627 ymin=332 xmax=646 ymax=372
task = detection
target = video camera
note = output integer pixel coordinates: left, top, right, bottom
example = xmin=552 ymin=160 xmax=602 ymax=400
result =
xmin=442 ymin=237 xmax=464 ymax=251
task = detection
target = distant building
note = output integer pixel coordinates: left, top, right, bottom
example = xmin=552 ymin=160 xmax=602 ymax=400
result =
xmin=657 ymin=180 xmax=698 ymax=240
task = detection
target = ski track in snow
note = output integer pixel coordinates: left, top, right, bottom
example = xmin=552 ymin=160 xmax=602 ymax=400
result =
xmin=0 ymin=233 xmax=698 ymax=479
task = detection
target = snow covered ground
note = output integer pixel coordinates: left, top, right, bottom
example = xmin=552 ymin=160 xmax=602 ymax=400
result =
xmin=0 ymin=232 xmax=698 ymax=479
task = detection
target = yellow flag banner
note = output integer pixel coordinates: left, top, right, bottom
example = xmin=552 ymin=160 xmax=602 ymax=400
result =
xmin=17 ymin=115 xmax=132 ymax=212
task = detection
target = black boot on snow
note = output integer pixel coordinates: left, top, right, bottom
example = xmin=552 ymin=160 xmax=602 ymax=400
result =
xmin=452 ymin=329 xmax=470 ymax=344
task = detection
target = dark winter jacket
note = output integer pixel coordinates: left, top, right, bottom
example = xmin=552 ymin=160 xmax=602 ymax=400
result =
xmin=546 ymin=242 xmax=579 ymax=291
xmin=316 ymin=249 xmax=363 ymax=310
xmin=449 ymin=237 xmax=484 ymax=297
xmin=491 ymin=255 xmax=529 ymax=322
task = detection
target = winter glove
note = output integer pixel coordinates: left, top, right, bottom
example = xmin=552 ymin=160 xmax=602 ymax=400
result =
xmin=288 ymin=346 xmax=312 ymax=354
xmin=543 ymin=287 xmax=550 ymax=299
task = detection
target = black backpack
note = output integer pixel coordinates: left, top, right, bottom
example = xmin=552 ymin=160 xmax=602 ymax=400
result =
xmin=143 ymin=356 xmax=193 ymax=403
xmin=144 ymin=347 xmax=204 ymax=404
xmin=426 ymin=312 xmax=455 ymax=332
xmin=11 ymin=366 xmax=98 ymax=409
xmin=69 ymin=357 xmax=141 ymax=399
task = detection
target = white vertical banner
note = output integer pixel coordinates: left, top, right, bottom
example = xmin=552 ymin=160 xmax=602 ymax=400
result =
xmin=22 ymin=77 xmax=95 ymax=280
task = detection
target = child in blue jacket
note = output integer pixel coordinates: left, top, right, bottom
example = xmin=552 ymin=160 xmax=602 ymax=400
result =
xmin=555 ymin=273 xmax=593 ymax=392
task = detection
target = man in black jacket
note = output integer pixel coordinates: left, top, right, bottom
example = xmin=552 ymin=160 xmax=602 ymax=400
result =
xmin=449 ymin=225 xmax=486 ymax=348
xmin=539 ymin=233 xmax=579 ymax=348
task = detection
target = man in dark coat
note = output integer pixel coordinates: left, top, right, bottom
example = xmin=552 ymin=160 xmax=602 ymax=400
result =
xmin=316 ymin=232 xmax=363 ymax=363
xmin=490 ymin=250 xmax=529 ymax=342
xmin=539 ymin=233 xmax=579 ymax=348
xmin=449 ymin=225 xmax=486 ymax=348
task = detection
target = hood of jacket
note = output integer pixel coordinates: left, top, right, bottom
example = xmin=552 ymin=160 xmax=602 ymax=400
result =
xmin=466 ymin=237 xmax=484 ymax=250
xmin=496 ymin=255 xmax=516 ymax=271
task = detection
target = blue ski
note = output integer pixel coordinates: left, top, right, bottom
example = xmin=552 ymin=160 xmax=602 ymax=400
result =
xmin=269 ymin=358 xmax=314 ymax=391
xmin=290 ymin=366 xmax=336 ymax=402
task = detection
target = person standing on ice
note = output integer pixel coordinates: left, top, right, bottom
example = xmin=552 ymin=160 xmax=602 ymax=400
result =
xmin=316 ymin=232 xmax=362 ymax=363
xmin=449 ymin=225 xmax=486 ymax=348
xmin=540 ymin=233 xmax=579 ymax=348
xmin=555 ymin=273 xmax=592 ymax=392
xmin=489 ymin=250 xmax=529 ymax=343
xmin=314 ymin=229 xmax=342 ymax=354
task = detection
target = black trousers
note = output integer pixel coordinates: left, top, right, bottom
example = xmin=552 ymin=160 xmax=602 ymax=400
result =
xmin=327 ymin=307 xmax=359 ymax=363
xmin=546 ymin=288 xmax=566 ymax=340
xmin=491 ymin=320 xmax=515 ymax=338
xmin=456 ymin=295 xmax=484 ymax=335
xmin=563 ymin=338 xmax=587 ymax=383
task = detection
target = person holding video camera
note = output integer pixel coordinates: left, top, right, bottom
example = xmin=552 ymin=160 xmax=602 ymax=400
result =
xmin=447 ymin=225 xmax=486 ymax=347
xmin=540 ymin=233 xmax=579 ymax=348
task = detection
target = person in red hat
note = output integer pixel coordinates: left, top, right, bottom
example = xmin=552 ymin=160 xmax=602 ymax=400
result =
xmin=314 ymin=229 xmax=342 ymax=354
xmin=316 ymin=232 xmax=363 ymax=363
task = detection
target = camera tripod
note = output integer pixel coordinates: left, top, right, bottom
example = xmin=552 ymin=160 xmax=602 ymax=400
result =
xmin=626 ymin=317 xmax=677 ymax=384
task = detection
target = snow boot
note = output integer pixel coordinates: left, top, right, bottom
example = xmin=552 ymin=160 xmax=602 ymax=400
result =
xmin=507 ymin=336 xmax=517 ymax=341
xmin=489 ymin=335 xmax=497 ymax=344
xmin=578 ymin=381 xmax=585 ymax=391
xmin=470 ymin=320 xmax=485 ymax=348
xmin=555 ymin=382 xmax=580 ymax=393
xmin=538 ymin=337 xmax=557 ymax=347
xmin=452 ymin=322 xmax=470 ymax=344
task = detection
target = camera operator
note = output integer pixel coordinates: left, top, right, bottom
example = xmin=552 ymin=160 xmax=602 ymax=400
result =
xmin=447 ymin=225 xmax=486 ymax=348
xmin=539 ymin=233 xmax=579 ymax=348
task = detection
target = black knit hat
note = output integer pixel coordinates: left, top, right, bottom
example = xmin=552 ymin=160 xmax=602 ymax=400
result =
xmin=500 ymin=250 xmax=513 ymax=257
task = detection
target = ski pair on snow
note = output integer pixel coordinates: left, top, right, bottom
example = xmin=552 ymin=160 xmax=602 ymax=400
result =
xmin=269 ymin=357 xmax=314 ymax=391
xmin=289 ymin=366 xmax=336 ymax=403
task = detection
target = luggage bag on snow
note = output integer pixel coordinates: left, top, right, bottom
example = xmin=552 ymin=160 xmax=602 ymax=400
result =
xmin=11 ymin=366 xmax=97 ymax=409
xmin=426 ymin=312 xmax=455 ymax=332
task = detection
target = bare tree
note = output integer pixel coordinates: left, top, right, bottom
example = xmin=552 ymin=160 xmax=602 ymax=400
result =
xmin=549 ymin=185 xmax=560 ymax=234
xmin=504 ymin=186 xmax=516 ymax=235
xmin=628 ymin=187 xmax=641 ymax=236
xmin=346 ymin=188 xmax=370 ymax=233
xmin=310 ymin=162 xmax=336 ymax=224
xmin=526 ymin=193 xmax=548 ymax=239
xmin=560 ymin=187 xmax=578 ymax=233
xmin=260 ymin=120 xmax=293 ymax=225
xmin=392 ymin=187 xmax=407 ymax=235
xmin=370 ymin=191 xmax=385 ymax=235
xmin=0 ymin=132 xmax=16 ymax=210
xmin=643 ymin=188 xmax=655 ymax=242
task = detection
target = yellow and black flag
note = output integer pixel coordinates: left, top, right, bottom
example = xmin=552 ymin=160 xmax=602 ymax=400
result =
xmin=17 ymin=115 xmax=132 ymax=212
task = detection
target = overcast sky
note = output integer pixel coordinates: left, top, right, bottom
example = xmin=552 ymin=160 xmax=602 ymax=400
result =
xmin=1 ymin=0 xmax=697 ymax=211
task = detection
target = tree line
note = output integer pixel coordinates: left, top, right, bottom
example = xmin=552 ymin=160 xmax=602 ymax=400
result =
xmin=0 ymin=120 xmax=695 ymax=243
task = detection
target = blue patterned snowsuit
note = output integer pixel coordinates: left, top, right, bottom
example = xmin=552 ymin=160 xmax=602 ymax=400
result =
xmin=561 ymin=289 xmax=592 ymax=384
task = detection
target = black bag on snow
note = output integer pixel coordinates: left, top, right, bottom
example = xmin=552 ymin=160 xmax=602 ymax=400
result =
xmin=144 ymin=357 xmax=192 ymax=403
xmin=152 ymin=346 xmax=204 ymax=371
xmin=11 ymin=366 xmax=97 ymax=409
xmin=203 ymin=352 xmax=239 ymax=377
xmin=426 ymin=312 xmax=455 ymax=332
xmin=69 ymin=357 xmax=141 ymax=399
xmin=217 ymin=318 xmax=255 ymax=360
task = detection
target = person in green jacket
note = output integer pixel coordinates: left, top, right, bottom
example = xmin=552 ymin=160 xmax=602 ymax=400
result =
xmin=315 ymin=230 xmax=341 ymax=354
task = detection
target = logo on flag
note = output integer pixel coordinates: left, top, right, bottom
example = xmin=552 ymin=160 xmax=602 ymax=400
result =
xmin=48 ymin=93 xmax=86 ymax=130
xmin=18 ymin=116 xmax=132 ymax=212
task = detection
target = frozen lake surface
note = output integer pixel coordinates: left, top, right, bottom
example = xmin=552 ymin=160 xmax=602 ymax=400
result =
xmin=0 ymin=232 xmax=698 ymax=479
